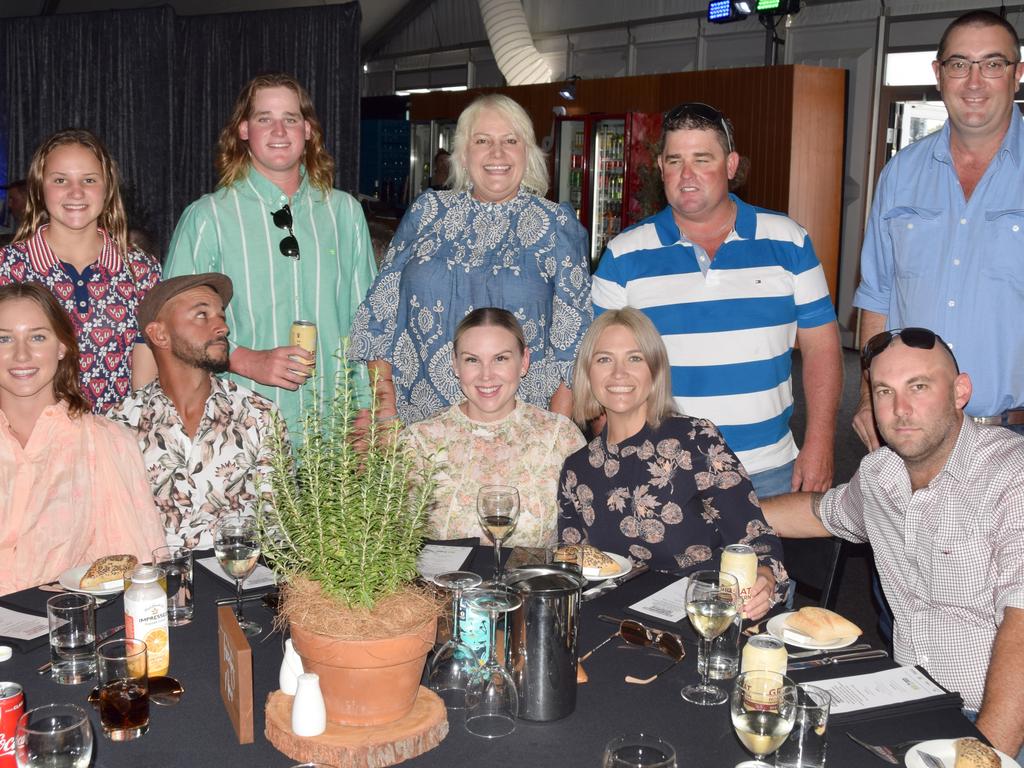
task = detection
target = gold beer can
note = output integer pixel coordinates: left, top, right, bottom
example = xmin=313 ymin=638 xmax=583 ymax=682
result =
xmin=290 ymin=321 xmax=317 ymax=363
xmin=721 ymin=543 xmax=758 ymax=602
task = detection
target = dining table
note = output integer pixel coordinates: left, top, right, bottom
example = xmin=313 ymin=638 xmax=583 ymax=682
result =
xmin=0 ymin=544 xmax=988 ymax=768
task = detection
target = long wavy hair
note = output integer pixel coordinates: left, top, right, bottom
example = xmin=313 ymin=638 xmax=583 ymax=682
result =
xmin=571 ymin=307 xmax=678 ymax=429
xmin=15 ymin=129 xmax=129 ymax=256
xmin=449 ymin=93 xmax=549 ymax=197
xmin=215 ymin=73 xmax=335 ymax=193
xmin=0 ymin=282 xmax=90 ymax=417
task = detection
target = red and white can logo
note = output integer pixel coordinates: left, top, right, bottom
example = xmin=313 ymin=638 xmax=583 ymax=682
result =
xmin=0 ymin=682 xmax=24 ymax=768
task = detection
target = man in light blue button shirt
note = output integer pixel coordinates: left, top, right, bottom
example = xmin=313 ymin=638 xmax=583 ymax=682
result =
xmin=853 ymin=10 xmax=1024 ymax=447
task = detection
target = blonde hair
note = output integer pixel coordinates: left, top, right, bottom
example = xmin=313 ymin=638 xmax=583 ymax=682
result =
xmin=15 ymin=129 xmax=129 ymax=256
xmin=453 ymin=307 xmax=526 ymax=354
xmin=449 ymin=94 xmax=548 ymax=197
xmin=571 ymin=308 xmax=678 ymax=429
xmin=215 ymin=73 xmax=335 ymax=193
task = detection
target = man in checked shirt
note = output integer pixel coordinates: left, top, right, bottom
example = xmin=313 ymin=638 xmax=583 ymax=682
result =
xmin=761 ymin=327 xmax=1024 ymax=760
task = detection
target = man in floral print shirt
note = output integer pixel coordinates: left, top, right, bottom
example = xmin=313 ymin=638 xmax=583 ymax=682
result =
xmin=107 ymin=273 xmax=287 ymax=548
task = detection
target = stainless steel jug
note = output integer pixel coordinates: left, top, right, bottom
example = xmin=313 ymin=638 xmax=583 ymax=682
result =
xmin=505 ymin=565 xmax=587 ymax=721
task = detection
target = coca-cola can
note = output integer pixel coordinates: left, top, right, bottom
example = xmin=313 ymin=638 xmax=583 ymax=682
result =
xmin=0 ymin=682 xmax=24 ymax=767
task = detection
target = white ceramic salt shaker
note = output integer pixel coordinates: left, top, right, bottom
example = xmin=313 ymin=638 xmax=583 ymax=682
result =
xmin=291 ymin=672 xmax=327 ymax=737
xmin=279 ymin=638 xmax=305 ymax=695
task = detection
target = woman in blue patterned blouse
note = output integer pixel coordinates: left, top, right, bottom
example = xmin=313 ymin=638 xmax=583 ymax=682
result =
xmin=348 ymin=94 xmax=592 ymax=424
xmin=557 ymin=308 xmax=788 ymax=620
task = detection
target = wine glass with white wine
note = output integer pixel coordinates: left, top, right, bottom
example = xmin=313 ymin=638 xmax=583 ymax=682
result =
xmin=213 ymin=515 xmax=262 ymax=636
xmin=681 ymin=569 xmax=739 ymax=705
xmin=730 ymin=671 xmax=797 ymax=768
xmin=476 ymin=485 xmax=520 ymax=583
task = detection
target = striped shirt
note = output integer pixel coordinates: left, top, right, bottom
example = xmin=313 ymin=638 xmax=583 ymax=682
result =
xmin=592 ymin=196 xmax=835 ymax=475
xmin=165 ymin=167 xmax=377 ymax=436
xmin=820 ymin=417 xmax=1024 ymax=710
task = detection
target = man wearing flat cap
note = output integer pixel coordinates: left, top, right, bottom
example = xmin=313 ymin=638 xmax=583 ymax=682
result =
xmin=108 ymin=273 xmax=287 ymax=549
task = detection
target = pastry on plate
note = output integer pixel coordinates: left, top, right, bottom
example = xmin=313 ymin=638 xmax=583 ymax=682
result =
xmin=555 ymin=544 xmax=618 ymax=575
xmin=953 ymin=737 xmax=1000 ymax=768
xmin=784 ymin=607 xmax=861 ymax=643
xmin=79 ymin=554 xmax=138 ymax=590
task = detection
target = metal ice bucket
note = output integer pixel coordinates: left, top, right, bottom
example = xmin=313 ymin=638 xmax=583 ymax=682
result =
xmin=505 ymin=565 xmax=587 ymax=721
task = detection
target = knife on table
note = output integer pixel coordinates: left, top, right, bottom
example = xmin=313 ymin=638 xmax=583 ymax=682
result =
xmin=787 ymin=649 xmax=888 ymax=671
xmin=582 ymin=564 xmax=650 ymax=601
xmin=37 ymin=623 xmax=125 ymax=675
xmin=788 ymin=643 xmax=872 ymax=660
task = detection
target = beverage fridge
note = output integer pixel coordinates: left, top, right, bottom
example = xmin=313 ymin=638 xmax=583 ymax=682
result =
xmin=552 ymin=112 xmax=663 ymax=267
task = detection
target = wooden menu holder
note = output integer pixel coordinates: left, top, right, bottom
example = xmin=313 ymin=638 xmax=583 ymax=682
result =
xmin=218 ymin=605 xmax=254 ymax=744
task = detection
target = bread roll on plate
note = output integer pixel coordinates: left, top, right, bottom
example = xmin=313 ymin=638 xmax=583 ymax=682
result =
xmin=784 ymin=607 xmax=861 ymax=644
xmin=954 ymin=738 xmax=1001 ymax=768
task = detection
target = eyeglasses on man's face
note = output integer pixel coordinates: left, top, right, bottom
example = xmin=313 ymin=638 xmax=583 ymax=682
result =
xmin=938 ymin=56 xmax=1020 ymax=79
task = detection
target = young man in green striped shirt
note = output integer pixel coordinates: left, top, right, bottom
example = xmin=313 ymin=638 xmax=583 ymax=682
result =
xmin=165 ymin=73 xmax=376 ymax=436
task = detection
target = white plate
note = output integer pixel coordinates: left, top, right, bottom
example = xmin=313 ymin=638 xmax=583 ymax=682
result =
xmin=58 ymin=565 xmax=124 ymax=596
xmin=583 ymin=552 xmax=632 ymax=581
xmin=906 ymin=739 xmax=1020 ymax=768
xmin=766 ymin=611 xmax=859 ymax=650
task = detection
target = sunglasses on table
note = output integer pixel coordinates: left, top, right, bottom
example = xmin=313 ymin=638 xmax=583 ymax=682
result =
xmin=271 ymin=204 xmax=300 ymax=259
xmin=662 ymin=102 xmax=734 ymax=153
xmin=580 ymin=618 xmax=685 ymax=686
xmin=860 ymin=327 xmax=959 ymax=373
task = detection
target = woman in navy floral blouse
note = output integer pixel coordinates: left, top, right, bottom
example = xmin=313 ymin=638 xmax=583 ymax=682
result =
xmin=558 ymin=308 xmax=788 ymax=619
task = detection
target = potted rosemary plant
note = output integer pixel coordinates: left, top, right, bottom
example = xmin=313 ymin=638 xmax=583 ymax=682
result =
xmin=260 ymin=354 xmax=439 ymax=727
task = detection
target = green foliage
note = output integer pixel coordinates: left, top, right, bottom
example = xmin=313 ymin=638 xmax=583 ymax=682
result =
xmin=260 ymin=349 xmax=435 ymax=611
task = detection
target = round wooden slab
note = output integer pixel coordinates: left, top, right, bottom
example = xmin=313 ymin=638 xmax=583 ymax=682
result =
xmin=265 ymin=687 xmax=448 ymax=768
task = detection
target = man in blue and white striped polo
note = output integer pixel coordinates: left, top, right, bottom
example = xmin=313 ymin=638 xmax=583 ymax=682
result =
xmin=592 ymin=103 xmax=842 ymax=499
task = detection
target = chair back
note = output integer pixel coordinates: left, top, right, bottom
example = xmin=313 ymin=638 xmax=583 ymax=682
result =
xmin=781 ymin=537 xmax=845 ymax=609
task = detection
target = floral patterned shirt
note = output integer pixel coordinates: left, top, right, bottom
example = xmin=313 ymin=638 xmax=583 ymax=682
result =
xmin=404 ymin=402 xmax=586 ymax=547
xmin=348 ymin=189 xmax=593 ymax=424
xmin=107 ymin=375 xmax=286 ymax=549
xmin=558 ymin=416 xmax=788 ymax=601
xmin=0 ymin=226 xmax=160 ymax=413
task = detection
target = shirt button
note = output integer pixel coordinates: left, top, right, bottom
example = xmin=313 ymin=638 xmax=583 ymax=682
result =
xmin=920 ymin=654 xmax=929 ymax=665
xmin=76 ymin=280 xmax=84 ymax=286
xmin=79 ymin=301 xmax=87 ymax=308
xmin=953 ymin=259 xmax=960 ymax=266
xmin=907 ymin=223 xmax=914 ymax=230
xmin=948 ymin=300 xmax=955 ymax=307
xmin=960 ymin=218 xmax=967 ymax=225
xmin=1014 ymin=225 xmax=1020 ymax=232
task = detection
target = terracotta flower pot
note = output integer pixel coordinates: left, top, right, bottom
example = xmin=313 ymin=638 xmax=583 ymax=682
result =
xmin=290 ymin=618 xmax=437 ymax=726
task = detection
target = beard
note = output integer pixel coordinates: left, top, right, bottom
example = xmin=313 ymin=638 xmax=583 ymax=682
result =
xmin=171 ymin=337 xmax=230 ymax=374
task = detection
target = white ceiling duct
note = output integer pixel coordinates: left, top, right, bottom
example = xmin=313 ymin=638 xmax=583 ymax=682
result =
xmin=478 ymin=0 xmax=551 ymax=85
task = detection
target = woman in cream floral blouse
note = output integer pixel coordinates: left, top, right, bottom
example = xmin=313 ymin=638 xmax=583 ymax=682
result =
xmin=558 ymin=308 xmax=788 ymax=619
xmin=404 ymin=308 xmax=585 ymax=547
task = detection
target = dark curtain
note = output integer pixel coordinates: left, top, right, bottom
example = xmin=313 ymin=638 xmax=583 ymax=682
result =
xmin=1 ymin=3 xmax=362 ymax=255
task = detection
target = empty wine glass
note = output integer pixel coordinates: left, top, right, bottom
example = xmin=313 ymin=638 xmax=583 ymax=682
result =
xmin=464 ymin=586 xmax=522 ymax=738
xmin=15 ymin=703 xmax=93 ymax=768
xmin=477 ymin=485 xmax=520 ymax=583
xmin=602 ymin=733 xmax=678 ymax=767
xmin=730 ymin=671 xmax=797 ymax=768
xmin=681 ymin=569 xmax=739 ymax=706
xmin=427 ymin=570 xmax=483 ymax=709
xmin=213 ymin=515 xmax=262 ymax=636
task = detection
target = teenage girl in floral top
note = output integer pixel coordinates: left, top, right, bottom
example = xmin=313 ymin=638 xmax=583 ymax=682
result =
xmin=0 ymin=129 xmax=159 ymax=412
xmin=405 ymin=308 xmax=585 ymax=547
xmin=557 ymin=308 xmax=788 ymax=620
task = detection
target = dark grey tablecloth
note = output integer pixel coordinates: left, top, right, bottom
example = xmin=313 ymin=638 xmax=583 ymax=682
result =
xmin=1 ymin=547 xmax=982 ymax=768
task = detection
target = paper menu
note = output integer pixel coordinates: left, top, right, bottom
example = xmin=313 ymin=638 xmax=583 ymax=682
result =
xmin=0 ymin=606 xmax=49 ymax=641
xmin=809 ymin=666 xmax=946 ymax=714
xmin=416 ymin=546 xmax=474 ymax=581
xmin=629 ymin=577 xmax=690 ymax=623
xmin=196 ymin=557 xmax=277 ymax=590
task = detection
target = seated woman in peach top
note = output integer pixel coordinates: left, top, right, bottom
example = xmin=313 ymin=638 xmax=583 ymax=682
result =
xmin=0 ymin=283 xmax=165 ymax=595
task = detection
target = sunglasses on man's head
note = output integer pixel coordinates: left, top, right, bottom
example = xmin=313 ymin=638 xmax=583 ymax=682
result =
xmin=272 ymin=204 xmax=300 ymax=259
xmin=860 ymin=327 xmax=959 ymax=373
xmin=662 ymin=102 xmax=734 ymax=153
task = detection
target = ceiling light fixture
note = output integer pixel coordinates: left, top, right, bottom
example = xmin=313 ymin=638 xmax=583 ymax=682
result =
xmin=558 ymin=75 xmax=580 ymax=101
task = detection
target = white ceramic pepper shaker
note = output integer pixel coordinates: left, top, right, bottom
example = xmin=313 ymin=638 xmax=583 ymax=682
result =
xmin=279 ymin=638 xmax=305 ymax=695
xmin=291 ymin=672 xmax=327 ymax=737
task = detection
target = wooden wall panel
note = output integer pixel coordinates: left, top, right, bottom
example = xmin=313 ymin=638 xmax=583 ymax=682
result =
xmin=410 ymin=65 xmax=845 ymax=300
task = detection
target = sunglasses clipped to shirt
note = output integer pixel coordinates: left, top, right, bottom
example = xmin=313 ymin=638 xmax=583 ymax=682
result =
xmin=272 ymin=204 xmax=300 ymax=259
xmin=662 ymin=102 xmax=734 ymax=153
xmin=860 ymin=327 xmax=959 ymax=373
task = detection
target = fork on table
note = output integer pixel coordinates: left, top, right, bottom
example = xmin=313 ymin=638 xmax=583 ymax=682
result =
xmin=846 ymin=732 xmax=927 ymax=764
